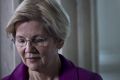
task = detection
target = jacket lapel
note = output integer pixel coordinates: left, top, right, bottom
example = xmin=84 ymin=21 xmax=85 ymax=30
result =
xmin=9 ymin=62 xmax=29 ymax=80
xmin=59 ymin=54 xmax=78 ymax=80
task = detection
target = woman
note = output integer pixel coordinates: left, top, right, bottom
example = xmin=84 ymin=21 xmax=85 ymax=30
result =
xmin=2 ymin=0 xmax=102 ymax=80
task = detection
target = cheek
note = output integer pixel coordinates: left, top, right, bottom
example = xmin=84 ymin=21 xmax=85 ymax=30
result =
xmin=37 ymin=47 xmax=50 ymax=56
xmin=37 ymin=45 xmax=57 ymax=56
xmin=16 ymin=46 xmax=25 ymax=61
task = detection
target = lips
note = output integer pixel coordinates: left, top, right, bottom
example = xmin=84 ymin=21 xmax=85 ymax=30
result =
xmin=25 ymin=53 xmax=41 ymax=59
xmin=26 ymin=57 xmax=41 ymax=59
xmin=26 ymin=56 xmax=41 ymax=63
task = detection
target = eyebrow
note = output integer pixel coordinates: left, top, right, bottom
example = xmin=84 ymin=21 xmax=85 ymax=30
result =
xmin=15 ymin=34 xmax=49 ymax=39
xmin=15 ymin=36 xmax=25 ymax=39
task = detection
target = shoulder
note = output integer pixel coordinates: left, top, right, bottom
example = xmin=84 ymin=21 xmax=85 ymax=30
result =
xmin=59 ymin=54 xmax=103 ymax=80
xmin=2 ymin=62 xmax=28 ymax=80
xmin=76 ymin=67 xmax=103 ymax=80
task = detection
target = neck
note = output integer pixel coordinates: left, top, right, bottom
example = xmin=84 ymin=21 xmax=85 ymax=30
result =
xmin=29 ymin=55 xmax=61 ymax=80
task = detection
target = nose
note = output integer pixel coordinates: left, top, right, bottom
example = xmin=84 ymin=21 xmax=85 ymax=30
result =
xmin=25 ymin=41 xmax=34 ymax=53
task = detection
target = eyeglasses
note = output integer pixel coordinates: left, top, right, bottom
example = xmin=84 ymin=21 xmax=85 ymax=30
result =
xmin=14 ymin=36 xmax=51 ymax=47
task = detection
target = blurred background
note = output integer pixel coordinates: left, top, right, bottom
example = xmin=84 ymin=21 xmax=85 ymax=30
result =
xmin=0 ymin=0 xmax=120 ymax=80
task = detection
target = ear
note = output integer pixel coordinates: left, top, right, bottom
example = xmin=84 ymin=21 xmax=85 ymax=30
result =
xmin=56 ymin=40 xmax=64 ymax=49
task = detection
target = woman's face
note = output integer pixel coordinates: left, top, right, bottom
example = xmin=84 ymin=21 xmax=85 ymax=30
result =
xmin=15 ymin=20 xmax=61 ymax=71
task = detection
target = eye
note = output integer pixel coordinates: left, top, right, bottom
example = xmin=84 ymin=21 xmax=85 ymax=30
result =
xmin=33 ymin=37 xmax=48 ymax=43
xmin=16 ymin=38 xmax=26 ymax=43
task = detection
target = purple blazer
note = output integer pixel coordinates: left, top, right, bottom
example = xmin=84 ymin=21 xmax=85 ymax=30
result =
xmin=2 ymin=54 xmax=103 ymax=80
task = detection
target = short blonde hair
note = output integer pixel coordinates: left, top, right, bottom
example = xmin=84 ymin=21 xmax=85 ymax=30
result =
xmin=6 ymin=0 xmax=70 ymax=41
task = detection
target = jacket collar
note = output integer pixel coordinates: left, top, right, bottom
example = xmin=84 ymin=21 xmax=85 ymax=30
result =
xmin=7 ymin=54 xmax=78 ymax=80
xmin=9 ymin=62 xmax=29 ymax=80
xmin=59 ymin=54 xmax=78 ymax=80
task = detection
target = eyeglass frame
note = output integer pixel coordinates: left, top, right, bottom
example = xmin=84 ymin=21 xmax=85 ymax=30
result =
xmin=13 ymin=35 xmax=53 ymax=47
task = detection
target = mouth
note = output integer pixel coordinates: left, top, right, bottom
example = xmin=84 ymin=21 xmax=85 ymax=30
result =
xmin=26 ymin=57 xmax=41 ymax=59
xmin=25 ymin=57 xmax=41 ymax=63
xmin=25 ymin=53 xmax=41 ymax=58
xmin=25 ymin=54 xmax=41 ymax=62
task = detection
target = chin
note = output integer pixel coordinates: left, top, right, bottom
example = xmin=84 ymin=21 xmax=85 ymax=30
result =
xmin=29 ymin=67 xmax=39 ymax=71
xmin=28 ymin=63 xmax=45 ymax=72
xmin=28 ymin=64 xmax=40 ymax=71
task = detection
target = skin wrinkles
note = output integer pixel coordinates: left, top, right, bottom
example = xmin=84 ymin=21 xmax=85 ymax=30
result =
xmin=15 ymin=20 xmax=62 ymax=80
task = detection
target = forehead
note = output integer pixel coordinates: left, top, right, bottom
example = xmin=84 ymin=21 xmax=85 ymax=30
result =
xmin=15 ymin=20 xmax=48 ymax=37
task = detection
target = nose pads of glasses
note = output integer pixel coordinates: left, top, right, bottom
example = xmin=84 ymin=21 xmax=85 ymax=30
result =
xmin=25 ymin=42 xmax=36 ymax=53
